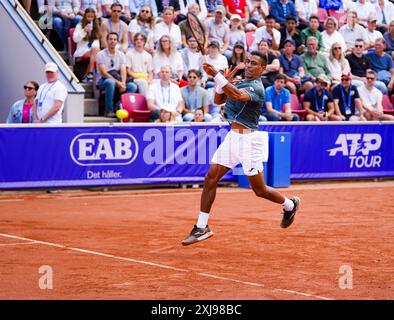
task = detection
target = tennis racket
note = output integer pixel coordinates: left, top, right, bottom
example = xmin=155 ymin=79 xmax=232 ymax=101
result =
xmin=186 ymin=12 xmax=207 ymax=55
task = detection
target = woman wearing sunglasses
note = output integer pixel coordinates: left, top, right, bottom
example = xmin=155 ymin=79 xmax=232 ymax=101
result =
xmin=7 ymin=81 xmax=39 ymax=123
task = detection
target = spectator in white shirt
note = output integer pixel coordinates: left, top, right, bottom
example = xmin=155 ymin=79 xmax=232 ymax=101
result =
xmin=128 ymin=0 xmax=158 ymax=18
xmin=204 ymin=40 xmax=229 ymax=88
xmin=153 ymin=6 xmax=182 ymax=48
xmin=352 ymin=0 xmax=376 ymax=28
xmin=224 ymin=14 xmax=247 ymax=59
xmin=181 ymin=36 xmax=205 ymax=84
xmin=339 ymin=11 xmax=369 ymax=52
xmin=248 ymin=0 xmax=269 ymax=28
xmin=322 ymin=17 xmax=347 ymax=56
xmin=375 ymin=0 xmax=394 ymax=34
xmin=295 ymin=0 xmax=318 ymax=29
xmin=250 ymin=14 xmax=281 ymax=52
xmin=327 ymin=42 xmax=351 ymax=87
xmin=179 ymin=0 xmax=208 ymax=21
xmin=33 ymin=62 xmax=68 ymax=124
xmin=366 ymin=16 xmax=383 ymax=47
xmin=127 ymin=4 xmax=155 ymax=54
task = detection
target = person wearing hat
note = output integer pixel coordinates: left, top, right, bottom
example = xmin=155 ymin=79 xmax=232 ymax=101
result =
xmin=366 ymin=15 xmax=383 ymax=48
xmin=338 ymin=11 xmax=369 ymax=53
xmin=224 ymin=14 xmax=247 ymax=59
xmin=279 ymin=15 xmax=303 ymax=53
xmin=206 ymin=0 xmax=225 ymax=18
xmin=206 ymin=5 xmax=230 ymax=53
xmin=32 ymin=62 xmax=68 ymax=124
xmin=223 ymin=0 xmax=249 ymax=21
xmin=228 ymin=40 xmax=247 ymax=79
xmin=332 ymin=73 xmax=366 ymax=121
xmin=303 ymin=74 xmax=339 ymax=121
xmin=269 ymin=0 xmax=298 ymax=26
xmin=205 ymin=40 xmax=229 ymax=88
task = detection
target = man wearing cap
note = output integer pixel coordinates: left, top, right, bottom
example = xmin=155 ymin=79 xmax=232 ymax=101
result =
xmin=269 ymin=0 xmax=298 ymax=26
xmin=366 ymin=16 xmax=383 ymax=48
xmin=223 ymin=0 xmax=249 ymax=21
xmin=33 ymin=62 xmax=68 ymax=124
xmin=279 ymin=16 xmax=303 ymax=53
xmin=279 ymin=39 xmax=306 ymax=94
xmin=339 ymin=11 xmax=369 ymax=53
xmin=206 ymin=5 xmax=230 ymax=53
xmin=332 ymin=73 xmax=366 ymax=121
xmin=303 ymin=74 xmax=340 ymax=121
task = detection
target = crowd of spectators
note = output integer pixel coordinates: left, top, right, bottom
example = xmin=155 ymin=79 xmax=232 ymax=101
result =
xmin=9 ymin=0 xmax=394 ymax=123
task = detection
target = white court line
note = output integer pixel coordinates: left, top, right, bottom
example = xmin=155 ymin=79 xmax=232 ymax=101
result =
xmin=0 ymin=232 xmax=333 ymax=300
xmin=0 ymin=241 xmax=38 ymax=247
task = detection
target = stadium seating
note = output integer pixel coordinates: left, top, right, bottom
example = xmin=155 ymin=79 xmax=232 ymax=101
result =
xmin=120 ymin=93 xmax=151 ymax=122
xmin=290 ymin=94 xmax=307 ymax=120
xmin=383 ymin=95 xmax=394 ymax=115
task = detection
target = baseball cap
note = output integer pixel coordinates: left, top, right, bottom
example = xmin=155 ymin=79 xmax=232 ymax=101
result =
xmin=341 ymin=72 xmax=352 ymax=80
xmin=208 ymin=40 xmax=220 ymax=48
xmin=283 ymin=38 xmax=296 ymax=46
xmin=317 ymin=74 xmax=330 ymax=85
xmin=234 ymin=40 xmax=245 ymax=49
xmin=230 ymin=14 xmax=242 ymax=21
xmin=160 ymin=105 xmax=175 ymax=113
xmin=45 ymin=62 xmax=58 ymax=73
xmin=368 ymin=15 xmax=377 ymax=22
xmin=215 ymin=5 xmax=226 ymax=15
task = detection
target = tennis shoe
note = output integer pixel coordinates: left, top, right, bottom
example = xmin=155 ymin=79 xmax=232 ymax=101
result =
xmin=280 ymin=197 xmax=300 ymax=228
xmin=182 ymin=225 xmax=213 ymax=246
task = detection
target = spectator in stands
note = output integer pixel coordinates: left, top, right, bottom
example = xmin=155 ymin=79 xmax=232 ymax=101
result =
xmin=33 ymin=62 xmax=68 ymax=123
xmin=125 ymin=32 xmax=153 ymax=96
xmin=127 ymin=4 xmax=155 ymax=54
xmin=321 ymin=17 xmax=347 ymax=56
xmin=224 ymin=14 xmax=247 ymax=59
xmin=129 ymin=0 xmax=158 ymax=18
xmin=101 ymin=3 xmax=129 ymax=53
xmin=327 ymin=42 xmax=351 ymax=88
xmin=301 ymin=15 xmax=324 ymax=51
xmin=206 ymin=0 xmax=224 ymax=18
xmin=227 ymin=40 xmax=247 ymax=79
xmin=181 ymin=70 xmax=212 ymax=122
xmin=279 ymin=39 xmax=308 ymax=94
xmin=179 ymin=0 xmax=208 ymax=21
xmin=352 ymin=0 xmax=376 ymax=28
xmin=262 ymin=74 xmax=300 ymax=121
xmin=152 ymin=35 xmax=184 ymax=83
xmin=102 ymin=0 xmax=132 ymax=23
xmin=366 ymin=16 xmax=383 ymax=49
xmin=73 ymin=8 xmax=101 ymax=83
xmin=182 ymin=36 xmax=205 ymax=82
xmin=257 ymin=39 xmax=280 ymax=88
xmin=279 ymin=15 xmax=303 ymax=54
xmin=204 ymin=40 xmax=229 ymax=88
xmin=147 ymin=65 xmax=184 ymax=122
xmin=366 ymin=38 xmax=394 ymax=94
xmin=303 ymin=74 xmax=341 ymax=121
xmin=383 ymin=21 xmax=394 ymax=58
xmin=52 ymin=0 xmax=81 ymax=51
xmin=339 ymin=11 xmax=369 ymax=52
xmin=76 ymin=0 xmax=103 ymax=19
xmin=192 ymin=108 xmax=206 ymax=122
xmin=206 ymin=5 xmax=230 ymax=53
xmin=358 ymin=69 xmax=394 ymax=120
xmin=302 ymin=36 xmax=331 ymax=86
xmin=154 ymin=0 xmax=180 ymax=17
xmin=346 ymin=39 xmax=372 ymax=88
xmin=223 ymin=0 xmax=250 ymax=23
xmin=375 ymin=0 xmax=394 ymax=34
xmin=332 ymin=72 xmax=366 ymax=121
xmin=295 ymin=0 xmax=318 ymax=29
xmin=269 ymin=0 xmax=298 ymax=27
xmin=7 ymin=81 xmax=39 ymax=123
xmin=155 ymin=105 xmax=177 ymax=122
xmin=96 ymin=32 xmax=138 ymax=117
xmin=179 ymin=4 xmax=208 ymax=49
xmin=154 ymin=6 xmax=182 ymax=48
xmin=250 ymin=15 xmax=280 ymax=52
xmin=248 ymin=0 xmax=269 ymax=28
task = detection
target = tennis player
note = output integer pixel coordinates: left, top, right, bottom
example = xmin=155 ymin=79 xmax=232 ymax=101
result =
xmin=182 ymin=51 xmax=300 ymax=246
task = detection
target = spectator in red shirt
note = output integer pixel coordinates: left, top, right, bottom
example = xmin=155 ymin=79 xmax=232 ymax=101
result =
xmin=223 ymin=0 xmax=250 ymax=23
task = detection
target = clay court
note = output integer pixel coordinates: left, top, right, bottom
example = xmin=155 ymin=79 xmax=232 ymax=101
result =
xmin=0 ymin=181 xmax=393 ymax=300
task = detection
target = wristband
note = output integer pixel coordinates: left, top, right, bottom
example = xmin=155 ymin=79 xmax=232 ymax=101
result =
xmin=214 ymin=72 xmax=229 ymax=89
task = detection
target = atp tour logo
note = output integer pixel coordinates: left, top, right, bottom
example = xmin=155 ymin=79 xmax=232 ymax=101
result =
xmin=70 ymin=133 xmax=139 ymax=166
xmin=327 ymin=134 xmax=382 ymax=168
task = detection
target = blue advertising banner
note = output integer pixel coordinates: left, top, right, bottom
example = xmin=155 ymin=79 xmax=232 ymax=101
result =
xmin=0 ymin=123 xmax=393 ymax=189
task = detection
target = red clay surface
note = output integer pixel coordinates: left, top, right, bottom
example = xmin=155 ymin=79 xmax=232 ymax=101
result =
xmin=0 ymin=181 xmax=393 ymax=300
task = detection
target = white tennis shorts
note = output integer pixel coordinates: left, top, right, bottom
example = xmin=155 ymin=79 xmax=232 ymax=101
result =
xmin=211 ymin=130 xmax=269 ymax=176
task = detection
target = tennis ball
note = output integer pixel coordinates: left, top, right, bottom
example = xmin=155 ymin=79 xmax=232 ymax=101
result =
xmin=116 ymin=109 xmax=129 ymax=119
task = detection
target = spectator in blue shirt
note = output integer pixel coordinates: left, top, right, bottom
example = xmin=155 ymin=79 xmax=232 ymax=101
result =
xmin=269 ymin=0 xmax=298 ymax=26
xmin=262 ymin=74 xmax=300 ymax=121
xmin=365 ymin=38 xmax=394 ymax=94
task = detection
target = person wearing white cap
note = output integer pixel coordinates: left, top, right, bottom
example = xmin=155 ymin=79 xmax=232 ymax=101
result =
xmin=32 ymin=62 xmax=68 ymax=124
xmin=224 ymin=13 xmax=247 ymax=59
xmin=206 ymin=5 xmax=230 ymax=53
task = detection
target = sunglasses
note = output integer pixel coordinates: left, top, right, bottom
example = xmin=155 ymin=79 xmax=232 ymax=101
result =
xmin=24 ymin=85 xmax=35 ymax=90
xmin=141 ymin=10 xmax=150 ymax=13
xmin=355 ymin=45 xmax=363 ymax=48
xmin=341 ymin=78 xmax=350 ymax=81
xmin=366 ymin=77 xmax=375 ymax=80
xmin=112 ymin=10 xmax=121 ymax=13
xmin=110 ymin=59 xmax=114 ymax=67
xmin=188 ymin=76 xmax=198 ymax=79
xmin=333 ymin=47 xmax=342 ymax=50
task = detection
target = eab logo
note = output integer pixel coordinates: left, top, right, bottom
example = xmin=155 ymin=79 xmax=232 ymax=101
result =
xmin=327 ymin=134 xmax=382 ymax=168
xmin=70 ymin=133 xmax=139 ymax=166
